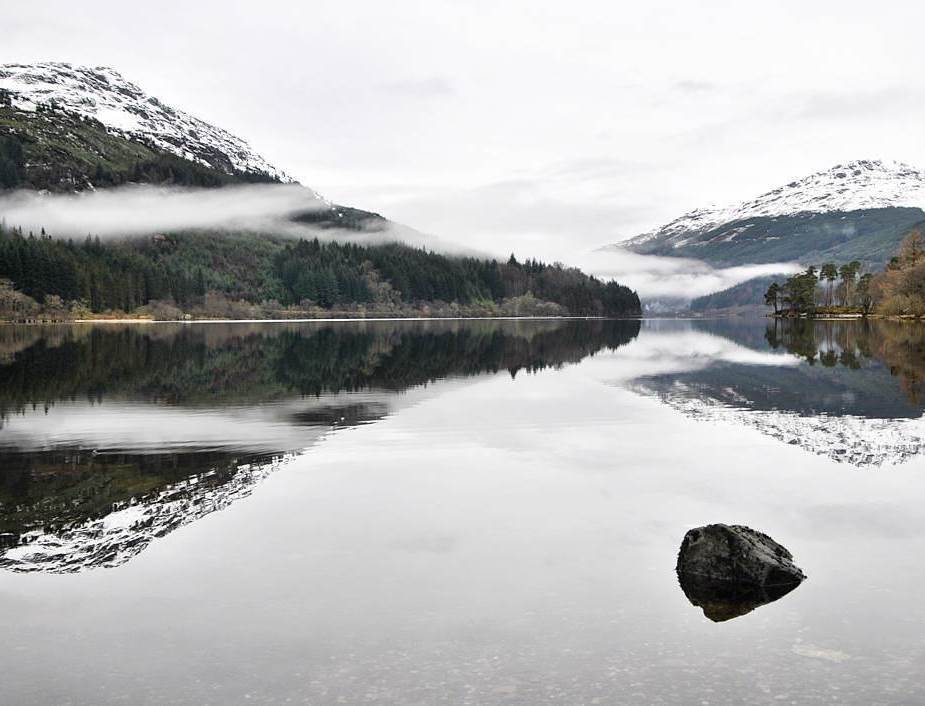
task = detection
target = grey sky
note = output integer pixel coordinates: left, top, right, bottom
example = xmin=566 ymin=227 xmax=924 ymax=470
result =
xmin=4 ymin=0 xmax=925 ymax=265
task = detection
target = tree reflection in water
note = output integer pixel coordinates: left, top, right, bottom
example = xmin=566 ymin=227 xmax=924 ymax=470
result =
xmin=0 ymin=319 xmax=641 ymax=571
xmin=766 ymin=319 xmax=925 ymax=404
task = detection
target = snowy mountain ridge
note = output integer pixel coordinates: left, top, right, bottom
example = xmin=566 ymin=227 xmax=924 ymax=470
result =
xmin=621 ymin=159 xmax=925 ymax=250
xmin=0 ymin=62 xmax=292 ymax=183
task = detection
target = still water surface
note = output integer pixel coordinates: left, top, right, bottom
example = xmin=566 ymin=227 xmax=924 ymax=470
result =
xmin=1 ymin=318 xmax=924 ymax=704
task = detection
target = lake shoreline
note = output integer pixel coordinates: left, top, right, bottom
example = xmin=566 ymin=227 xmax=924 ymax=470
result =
xmin=1 ymin=314 xmax=644 ymax=325
xmin=769 ymin=312 xmax=924 ymax=321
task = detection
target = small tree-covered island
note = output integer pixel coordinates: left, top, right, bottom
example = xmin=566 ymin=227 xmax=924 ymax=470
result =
xmin=764 ymin=231 xmax=925 ymax=319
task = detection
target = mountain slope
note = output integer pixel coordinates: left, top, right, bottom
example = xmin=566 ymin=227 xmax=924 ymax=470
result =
xmin=0 ymin=62 xmax=289 ymax=182
xmin=0 ymin=62 xmax=641 ymax=318
xmin=0 ymin=62 xmax=388 ymax=231
xmin=0 ymin=101 xmax=273 ymax=190
xmin=688 ymin=276 xmax=778 ymax=314
xmin=612 ymin=160 xmax=925 ymax=268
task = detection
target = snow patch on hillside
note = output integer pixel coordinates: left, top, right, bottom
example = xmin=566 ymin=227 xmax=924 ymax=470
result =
xmin=0 ymin=62 xmax=293 ymax=184
xmin=621 ymin=159 xmax=925 ymax=249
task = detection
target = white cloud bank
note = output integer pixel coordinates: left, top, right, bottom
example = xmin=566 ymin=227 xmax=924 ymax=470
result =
xmin=0 ymin=183 xmax=798 ymax=301
xmin=0 ymin=183 xmax=327 ymax=239
xmin=0 ymin=183 xmax=444 ymax=252
xmin=573 ymin=248 xmax=802 ymax=301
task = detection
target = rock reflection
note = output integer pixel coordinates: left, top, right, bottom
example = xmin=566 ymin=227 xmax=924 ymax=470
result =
xmin=677 ymin=572 xmax=802 ymax=622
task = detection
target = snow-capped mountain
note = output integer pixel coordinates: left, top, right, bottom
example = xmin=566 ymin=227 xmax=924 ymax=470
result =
xmin=610 ymin=160 xmax=925 ymax=267
xmin=0 ymin=62 xmax=291 ymax=182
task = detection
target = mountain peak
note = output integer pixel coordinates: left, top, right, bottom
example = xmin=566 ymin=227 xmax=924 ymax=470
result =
xmin=805 ymin=159 xmax=925 ymax=185
xmin=0 ymin=61 xmax=292 ymax=183
xmin=620 ymin=158 xmax=925 ymax=252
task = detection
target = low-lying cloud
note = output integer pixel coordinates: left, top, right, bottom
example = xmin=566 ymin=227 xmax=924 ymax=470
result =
xmin=0 ymin=183 xmax=460 ymax=255
xmin=0 ymin=183 xmax=329 ymax=239
xmin=0 ymin=183 xmax=800 ymax=302
xmin=575 ymin=247 xmax=802 ymax=301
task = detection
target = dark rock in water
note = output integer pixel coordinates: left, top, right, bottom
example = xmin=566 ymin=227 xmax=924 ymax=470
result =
xmin=676 ymin=524 xmax=805 ymax=586
xmin=676 ymin=524 xmax=805 ymax=622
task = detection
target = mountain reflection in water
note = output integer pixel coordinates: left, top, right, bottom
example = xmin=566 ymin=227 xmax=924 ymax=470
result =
xmin=1 ymin=316 xmax=924 ymax=574
xmin=629 ymin=319 xmax=925 ymax=467
xmin=0 ymin=319 xmax=640 ymax=572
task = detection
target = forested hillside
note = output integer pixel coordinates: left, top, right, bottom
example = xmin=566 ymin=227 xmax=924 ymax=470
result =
xmin=0 ymin=76 xmax=640 ymax=321
xmin=689 ymin=276 xmax=778 ymax=314
xmin=0 ymin=226 xmax=641 ymax=320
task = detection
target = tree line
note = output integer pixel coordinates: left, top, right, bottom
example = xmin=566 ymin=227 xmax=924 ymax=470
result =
xmin=274 ymin=240 xmax=641 ymax=316
xmin=763 ymin=231 xmax=925 ymax=317
xmin=0 ymin=225 xmax=641 ymax=320
xmin=764 ymin=260 xmax=874 ymax=316
xmin=0 ymin=226 xmax=207 ymax=315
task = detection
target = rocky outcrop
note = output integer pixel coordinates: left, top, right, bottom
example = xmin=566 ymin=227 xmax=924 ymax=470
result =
xmin=676 ymin=524 xmax=805 ymax=622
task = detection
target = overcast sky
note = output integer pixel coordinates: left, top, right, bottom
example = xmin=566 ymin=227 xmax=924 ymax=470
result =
xmin=4 ymin=0 xmax=925 ymax=265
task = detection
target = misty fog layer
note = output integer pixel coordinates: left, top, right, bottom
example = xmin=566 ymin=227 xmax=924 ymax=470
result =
xmin=576 ymin=249 xmax=801 ymax=301
xmin=0 ymin=183 xmax=455 ymax=253
xmin=0 ymin=183 xmax=328 ymax=238
xmin=0 ymin=183 xmax=799 ymax=300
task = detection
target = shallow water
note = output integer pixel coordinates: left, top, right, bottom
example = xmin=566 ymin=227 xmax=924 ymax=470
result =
xmin=1 ymin=317 xmax=924 ymax=704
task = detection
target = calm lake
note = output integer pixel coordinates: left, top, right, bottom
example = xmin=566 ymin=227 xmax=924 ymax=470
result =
xmin=1 ymin=317 xmax=924 ymax=704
